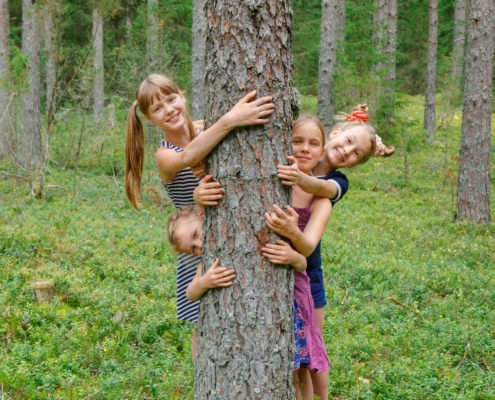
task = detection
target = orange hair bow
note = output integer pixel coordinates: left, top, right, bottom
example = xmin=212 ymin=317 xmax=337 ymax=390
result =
xmin=347 ymin=110 xmax=369 ymax=123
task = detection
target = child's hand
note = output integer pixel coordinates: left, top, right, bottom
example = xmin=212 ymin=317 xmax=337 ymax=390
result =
xmin=277 ymin=156 xmax=305 ymax=186
xmin=192 ymin=120 xmax=204 ymax=131
xmin=222 ymin=90 xmax=275 ymax=129
xmin=202 ymin=258 xmax=235 ymax=289
xmin=191 ymin=160 xmax=205 ymax=179
xmin=264 ymin=204 xmax=299 ymax=238
xmin=193 ymin=175 xmax=224 ymax=206
xmin=262 ymin=240 xmax=297 ymax=265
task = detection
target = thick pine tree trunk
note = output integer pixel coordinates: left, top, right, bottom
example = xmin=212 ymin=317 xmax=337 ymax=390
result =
xmin=338 ymin=0 xmax=345 ymax=52
xmin=20 ymin=0 xmax=42 ymax=169
xmin=372 ymin=0 xmax=387 ymax=71
xmin=93 ymin=8 xmax=104 ymax=122
xmin=373 ymin=0 xmax=396 ymax=81
xmin=147 ymin=0 xmax=159 ymax=72
xmin=43 ymin=1 xmax=56 ymax=119
xmin=317 ymin=0 xmax=339 ymax=132
xmin=423 ymin=0 xmax=437 ymax=143
xmin=0 ymin=0 xmax=12 ymax=158
xmin=191 ymin=0 xmax=207 ymax=121
xmin=456 ymin=0 xmax=494 ymax=224
xmin=196 ymin=0 xmax=295 ymax=398
xmin=453 ymin=0 xmax=466 ymax=79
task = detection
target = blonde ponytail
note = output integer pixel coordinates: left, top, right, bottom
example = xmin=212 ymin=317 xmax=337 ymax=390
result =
xmin=125 ymin=104 xmax=145 ymax=210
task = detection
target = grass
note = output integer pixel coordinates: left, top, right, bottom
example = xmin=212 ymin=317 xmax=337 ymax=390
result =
xmin=1 ymin=95 xmax=494 ymax=399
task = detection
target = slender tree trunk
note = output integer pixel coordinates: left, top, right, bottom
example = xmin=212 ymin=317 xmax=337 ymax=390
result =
xmin=93 ymin=8 xmax=104 ymax=121
xmin=126 ymin=0 xmax=133 ymax=43
xmin=43 ymin=1 xmax=56 ymax=119
xmin=0 ymin=0 xmax=12 ymax=157
xmin=338 ymin=0 xmax=345 ymax=52
xmin=191 ymin=0 xmax=207 ymax=121
xmin=423 ymin=0 xmax=438 ymax=143
xmin=147 ymin=0 xmax=159 ymax=72
xmin=456 ymin=0 xmax=494 ymax=224
xmin=317 ymin=0 xmax=339 ymax=132
xmin=197 ymin=0 xmax=295 ymax=398
xmin=20 ymin=0 xmax=42 ymax=169
xmin=453 ymin=0 xmax=466 ymax=79
xmin=385 ymin=0 xmax=397 ymax=82
xmin=372 ymin=0 xmax=387 ymax=71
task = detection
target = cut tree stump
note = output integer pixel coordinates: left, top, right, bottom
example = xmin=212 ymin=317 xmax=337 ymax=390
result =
xmin=34 ymin=280 xmax=54 ymax=303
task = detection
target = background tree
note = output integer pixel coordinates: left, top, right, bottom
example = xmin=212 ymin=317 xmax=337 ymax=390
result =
xmin=20 ymin=0 xmax=42 ymax=170
xmin=338 ymin=0 xmax=346 ymax=51
xmin=0 ymin=0 xmax=11 ymax=158
xmin=423 ymin=0 xmax=438 ymax=143
xmin=190 ymin=0 xmax=207 ymax=121
xmin=456 ymin=0 xmax=494 ymax=224
xmin=147 ymin=0 xmax=159 ymax=71
xmin=42 ymin=0 xmax=57 ymax=118
xmin=452 ymin=0 xmax=466 ymax=80
xmin=318 ymin=0 xmax=339 ymax=131
xmin=196 ymin=0 xmax=295 ymax=397
xmin=93 ymin=5 xmax=104 ymax=121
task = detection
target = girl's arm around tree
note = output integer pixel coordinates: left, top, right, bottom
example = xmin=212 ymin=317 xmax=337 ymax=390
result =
xmin=186 ymin=259 xmax=236 ymax=301
xmin=156 ymin=91 xmax=274 ymax=183
xmin=262 ymin=240 xmax=307 ymax=272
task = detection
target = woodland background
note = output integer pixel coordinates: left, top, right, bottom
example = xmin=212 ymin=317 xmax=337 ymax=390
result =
xmin=0 ymin=0 xmax=495 ymax=399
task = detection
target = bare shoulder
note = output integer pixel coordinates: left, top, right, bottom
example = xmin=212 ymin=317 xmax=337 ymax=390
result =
xmin=312 ymin=196 xmax=332 ymax=212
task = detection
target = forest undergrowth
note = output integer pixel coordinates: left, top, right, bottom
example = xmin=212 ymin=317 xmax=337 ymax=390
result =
xmin=0 ymin=95 xmax=494 ymax=399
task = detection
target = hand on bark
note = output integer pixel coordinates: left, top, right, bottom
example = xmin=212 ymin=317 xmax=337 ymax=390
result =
xmin=192 ymin=119 xmax=204 ymax=132
xmin=221 ymin=90 xmax=275 ymax=129
xmin=193 ymin=175 xmax=224 ymax=207
xmin=191 ymin=160 xmax=205 ymax=179
xmin=262 ymin=240 xmax=299 ymax=264
xmin=277 ymin=155 xmax=305 ymax=186
xmin=264 ymin=204 xmax=299 ymax=239
xmin=201 ymin=258 xmax=235 ymax=288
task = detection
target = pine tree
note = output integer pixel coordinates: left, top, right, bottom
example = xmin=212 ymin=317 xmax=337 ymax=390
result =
xmin=0 ymin=0 xmax=11 ymax=158
xmin=423 ymin=0 xmax=438 ymax=143
xmin=453 ymin=0 xmax=466 ymax=79
xmin=42 ymin=0 xmax=56 ymax=118
xmin=93 ymin=6 xmax=104 ymax=121
xmin=191 ymin=0 xmax=207 ymax=121
xmin=147 ymin=0 xmax=158 ymax=72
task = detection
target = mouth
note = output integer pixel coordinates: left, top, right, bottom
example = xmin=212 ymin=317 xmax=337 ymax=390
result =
xmin=335 ymin=148 xmax=344 ymax=162
xmin=296 ymin=156 xmax=311 ymax=162
xmin=166 ymin=112 xmax=180 ymax=123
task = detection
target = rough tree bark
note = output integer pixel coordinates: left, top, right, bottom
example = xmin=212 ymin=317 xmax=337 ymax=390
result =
xmin=43 ymin=0 xmax=56 ymax=119
xmin=0 ymin=0 xmax=12 ymax=157
xmin=197 ymin=0 xmax=295 ymax=398
xmin=20 ymin=0 xmax=42 ymax=169
xmin=372 ymin=0 xmax=397 ymax=81
xmin=191 ymin=0 xmax=207 ymax=121
xmin=453 ymin=0 xmax=466 ymax=79
xmin=456 ymin=0 xmax=494 ymax=224
xmin=147 ymin=0 xmax=159 ymax=72
xmin=317 ymin=0 xmax=339 ymax=132
xmin=423 ymin=0 xmax=437 ymax=143
xmin=338 ymin=0 xmax=345 ymax=52
xmin=93 ymin=7 xmax=104 ymax=122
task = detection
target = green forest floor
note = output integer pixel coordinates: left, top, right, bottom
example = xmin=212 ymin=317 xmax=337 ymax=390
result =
xmin=1 ymin=95 xmax=494 ymax=399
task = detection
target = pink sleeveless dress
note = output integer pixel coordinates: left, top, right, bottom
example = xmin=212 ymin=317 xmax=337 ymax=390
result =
xmin=293 ymin=196 xmax=330 ymax=373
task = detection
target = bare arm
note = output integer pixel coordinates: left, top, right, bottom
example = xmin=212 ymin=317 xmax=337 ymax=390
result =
xmin=186 ymin=259 xmax=236 ymax=301
xmin=156 ymin=91 xmax=274 ymax=183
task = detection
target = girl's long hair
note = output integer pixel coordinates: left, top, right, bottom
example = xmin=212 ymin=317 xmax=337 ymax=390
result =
xmin=125 ymin=74 xmax=197 ymax=210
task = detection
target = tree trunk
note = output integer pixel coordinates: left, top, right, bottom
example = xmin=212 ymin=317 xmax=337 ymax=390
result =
xmin=126 ymin=0 xmax=133 ymax=43
xmin=453 ymin=0 xmax=466 ymax=79
xmin=43 ymin=1 xmax=56 ymax=119
xmin=385 ymin=0 xmax=397 ymax=82
xmin=20 ymin=0 xmax=42 ymax=170
xmin=372 ymin=0 xmax=387 ymax=71
xmin=93 ymin=8 xmax=104 ymax=122
xmin=0 ymin=0 xmax=12 ymax=158
xmin=197 ymin=0 xmax=295 ymax=398
xmin=456 ymin=0 xmax=494 ymax=224
xmin=191 ymin=0 xmax=207 ymax=121
xmin=317 ymin=0 xmax=339 ymax=132
xmin=338 ymin=0 xmax=345 ymax=52
xmin=147 ymin=0 xmax=159 ymax=72
xmin=423 ymin=0 xmax=437 ymax=143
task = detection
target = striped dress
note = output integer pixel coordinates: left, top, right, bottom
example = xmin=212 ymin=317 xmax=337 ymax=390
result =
xmin=159 ymin=134 xmax=202 ymax=323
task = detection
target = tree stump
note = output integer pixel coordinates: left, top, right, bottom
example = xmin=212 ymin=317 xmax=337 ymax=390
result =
xmin=34 ymin=280 xmax=54 ymax=303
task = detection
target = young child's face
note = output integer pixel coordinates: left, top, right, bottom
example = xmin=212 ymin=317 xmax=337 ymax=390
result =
xmin=325 ymin=126 xmax=372 ymax=168
xmin=292 ymin=122 xmax=325 ymax=173
xmin=175 ymin=215 xmax=203 ymax=255
xmin=145 ymin=92 xmax=188 ymax=133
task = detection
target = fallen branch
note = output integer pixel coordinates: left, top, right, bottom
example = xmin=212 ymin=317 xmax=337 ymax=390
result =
xmin=80 ymin=388 xmax=102 ymax=400
xmin=387 ymin=297 xmax=418 ymax=313
xmin=456 ymin=342 xmax=470 ymax=369
xmin=342 ymin=288 xmax=349 ymax=304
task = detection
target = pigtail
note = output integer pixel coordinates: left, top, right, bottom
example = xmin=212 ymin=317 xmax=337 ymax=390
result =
xmin=375 ymin=141 xmax=395 ymax=157
xmin=125 ymin=103 xmax=145 ymax=210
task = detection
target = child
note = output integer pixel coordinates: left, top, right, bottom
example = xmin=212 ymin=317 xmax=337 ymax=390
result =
xmin=166 ymin=205 xmax=312 ymax=399
xmin=124 ymin=74 xmax=274 ymax=351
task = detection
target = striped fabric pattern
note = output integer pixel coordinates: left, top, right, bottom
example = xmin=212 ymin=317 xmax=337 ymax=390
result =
xmin=158 ymin=134 xmax=202 ymax=323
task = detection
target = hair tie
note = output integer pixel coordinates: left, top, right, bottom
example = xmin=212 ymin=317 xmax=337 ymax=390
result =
xmin=133 ymin=100 xmax=138 ymax=107
xmin=373 ymin=135 xmax=383 ymax=156
xmin=347 ymin=110 xmax=369 ymax=123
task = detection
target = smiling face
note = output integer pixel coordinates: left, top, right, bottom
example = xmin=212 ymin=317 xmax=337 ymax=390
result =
xmin=174 ymin=215 xmax=203 ymax=255
xmin=325 ymin=126 xmax=373 ymax=169
xmin=292 ymin=122 xmax=326 ymax=174
xmin=144 ymin=92 xmax=188 ymax=133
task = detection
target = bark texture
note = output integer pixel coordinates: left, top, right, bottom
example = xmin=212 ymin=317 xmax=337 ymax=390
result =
xmin=456 ymin=0 xmax=494 ymax=224
xmin=317 ymin=0 xmax=339 ymax=132
xmin=20 ymin=0 xmax=42 ymax=169
xmin=423 ymin=0 xmax=438 ymax=143
xmin=197 ymin=0 xmax=295 ymax=398
xmin=0 ymin=0 xmax=11 ymax=157
xmin=43 ymin=1 xmax=56 ymax=118
xmin=126 ymin=0 xmax=133 ymax=43
xmin=338 ymin=0 xmax=345 ymax=51
xmin=147 ymin=0 xmax=159 ymax=72
xmin=191 ymin=0 xmax=207 ymax=121
xmin=453 ymin=0 xmax=466 ymax=79
xmin=372 ymin=0 xmax=397 ymax=81
xmin=93 ymin=8 xmax=104 ymax=121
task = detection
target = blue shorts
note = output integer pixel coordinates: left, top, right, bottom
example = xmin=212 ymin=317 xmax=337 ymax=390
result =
xmin=306 ymin=260 xmax=327 ymax=308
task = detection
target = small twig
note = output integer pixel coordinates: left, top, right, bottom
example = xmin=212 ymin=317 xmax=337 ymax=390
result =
xmin=414 ymin=227 xmax=435 ymax=243
xmin=0 ymin=92 xmax=15 ymax=125
xmin=79 ymin=388 xmax=102 ymax=400
xmin=387 ymin=297 xmax=418 ymax=313
xmin=456 ymin=342 xmax=470 ymax=369
xmin=342 ymin=288 xmax=349 ymax=304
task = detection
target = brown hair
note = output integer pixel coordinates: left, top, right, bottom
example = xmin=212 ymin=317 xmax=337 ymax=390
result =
xmin=332 ymin=105 xmax=395 ymax=165
xmin=166 ymin=205 xmax=203 ymax=252
xmin=125 ymin=74 xmax=198 ymax=210
xmin=293 ymin=114 xmax=326 ymax=147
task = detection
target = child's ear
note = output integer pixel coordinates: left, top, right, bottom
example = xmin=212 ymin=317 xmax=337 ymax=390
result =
xmin=319 ymin=147 xmax=326 ymax=162
xmin=199 ymin=211 xmax=204 ymax=217
xmin=328 ymin=128 xmax=340 ymax=140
